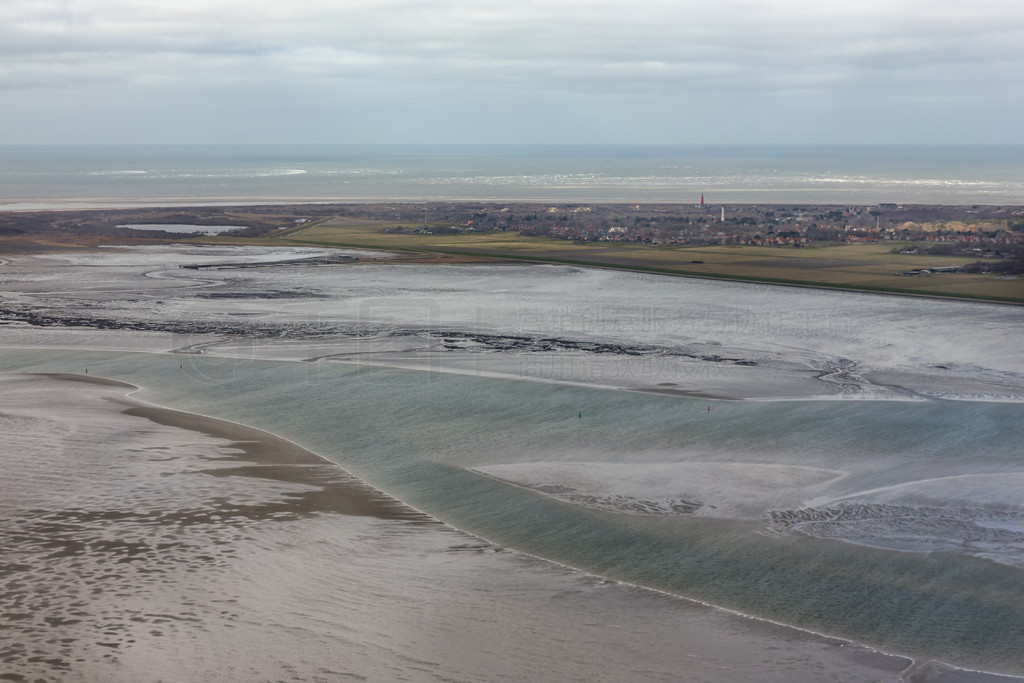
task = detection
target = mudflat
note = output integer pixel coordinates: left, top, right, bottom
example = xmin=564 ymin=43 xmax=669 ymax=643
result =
xmin=1 ymin=372 xmax=949 ymax=682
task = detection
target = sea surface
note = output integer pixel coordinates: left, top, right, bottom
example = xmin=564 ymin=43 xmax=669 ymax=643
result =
xmin=3 ymin=143 xmax=1024 ymax=206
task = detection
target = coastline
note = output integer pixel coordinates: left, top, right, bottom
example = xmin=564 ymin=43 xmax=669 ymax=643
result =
xmin=4 ymin=199 xmax=1019 ymax=306
xmin=5 ymin=371 xmax=1017 ymax=681
xmin=1 ymin=141 xmax=1021 ymax=679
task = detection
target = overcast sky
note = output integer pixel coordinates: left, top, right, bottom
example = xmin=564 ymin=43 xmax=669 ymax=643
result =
xmin=2 ymin=0 xmax=1022 ymax=145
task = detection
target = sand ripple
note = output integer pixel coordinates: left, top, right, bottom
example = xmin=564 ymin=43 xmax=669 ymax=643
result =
xmin=0 ymin=373 xmax=426 ymax=680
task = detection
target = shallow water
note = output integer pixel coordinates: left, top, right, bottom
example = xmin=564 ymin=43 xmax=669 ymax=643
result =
xmin=10 ymin=374 xmax=921 ymax=682
xmin=115 ymin=223 xmax=246 ymax=234
xmin=3 ymin=244 xmax=1023 ymax=678
xmin=4 ymin=348 xmax=1023 ymax=676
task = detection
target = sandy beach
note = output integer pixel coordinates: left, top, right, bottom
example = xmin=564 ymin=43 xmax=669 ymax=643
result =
xmin=4 ymin=371 xmax=987 ymax=682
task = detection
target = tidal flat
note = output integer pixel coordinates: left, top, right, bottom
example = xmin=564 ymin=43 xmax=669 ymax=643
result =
xmin=2 ymin=244 xmax=1023 ymax=681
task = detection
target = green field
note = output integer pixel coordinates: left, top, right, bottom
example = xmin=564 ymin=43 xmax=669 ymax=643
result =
xmin=258 ymin=218 xmax=1024 ymax=303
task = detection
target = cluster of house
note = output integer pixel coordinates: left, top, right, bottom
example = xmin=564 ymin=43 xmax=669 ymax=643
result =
xmin=521 ymin=222 xmax=812 ymax=246
xmin=393 ymin=202 xmax=1024 ymax=249
xmin=888 ymin=229 xmax=1023 ymax=245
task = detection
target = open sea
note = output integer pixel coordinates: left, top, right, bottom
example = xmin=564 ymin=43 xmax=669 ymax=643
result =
xmin=3 ymin=143 xmax=1024 ymax=206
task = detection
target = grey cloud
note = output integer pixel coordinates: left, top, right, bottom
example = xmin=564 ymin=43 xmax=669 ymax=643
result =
xmin=1 ymin=0 xmax=1021 ymax=143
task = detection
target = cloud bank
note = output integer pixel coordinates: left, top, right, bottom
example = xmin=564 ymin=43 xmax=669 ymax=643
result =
xmin=2 ymin=0 xmax=1021 ymax=143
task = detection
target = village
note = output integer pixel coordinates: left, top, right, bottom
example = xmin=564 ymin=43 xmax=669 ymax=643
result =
xmin=384 ymin=201 xmax=1024 ymax=254
xmin=4 ymin=201 xmax=1023 ymax=276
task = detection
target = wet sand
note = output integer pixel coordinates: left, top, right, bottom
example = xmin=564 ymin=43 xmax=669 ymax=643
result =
xmin=0 ymin=372 xmax=1011 ymax=682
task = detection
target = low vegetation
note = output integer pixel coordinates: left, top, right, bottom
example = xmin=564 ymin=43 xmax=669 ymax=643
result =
xmin=2 ymin=202 xmax=1021 ymax=303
